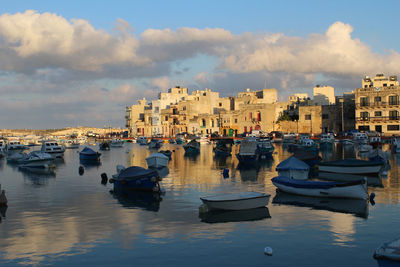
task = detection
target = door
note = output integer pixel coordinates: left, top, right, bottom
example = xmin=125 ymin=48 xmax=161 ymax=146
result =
xmin=375 ymin=125 xmax=382 ymax=133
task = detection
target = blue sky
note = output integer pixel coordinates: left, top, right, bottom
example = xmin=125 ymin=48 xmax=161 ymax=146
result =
xmin=1 ymin=0 xmax=400 ymax=128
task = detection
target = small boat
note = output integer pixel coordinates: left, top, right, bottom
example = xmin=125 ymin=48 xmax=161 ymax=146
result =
xmin=271 ymin=176 xmax=368 ymax=200
xmin=6 ymin=139 xmax=26 ymax=154
xmin=370 ymin=136 xmax=383 ymax=149
xmin=367 ymin=148 xmax=391 ymax=164
xmin=64 ymin=139 xmax=79 ymax=149
xmin=374 ymin=236 xmax=400 ymax=266
xmin=276 ymin=156 xmax=310 ymax=180
xmin=146 ymin=153 xmax=169 ymax=169
xmin=175 ymin=135 xmax=185 ymax=144
xmin=199 ymin=135 xmax=210 ymax=145
xmin=168 ymin=138 xmax=176 ymax=144
xmin=183 ymin=139 xmax=200 ymax=154
xmin=136 ymin=136 xmax=148 ymax=145
xmin=319 ymin=133 xmax=335 ymax=144
xmin=0 ymin=140 xmax=5 ymax=158
xmin=213 ymin=139 xmax=233 ymax=157
xmin=99 ymin=140 xmax=110 ymax=151
xmin=41 ymin=140 xmax=65 ymax=158
xmin=353 ymin=132 xmax=368 ymax=144
xmin=358 ymin=143 xmax=373 ymax=153
xmin=159 ymin=150 xmax=172 ymax=159
xmin=79 ymin=147 xmax=101 ymax=161
xmin=200 ymin=192 xmax=271 ymax=210
xmin=110 ymin=138 xmax=124 ymax=147
xmin=148 ymin=139 xmax=162 ymax=149
xmin=392 ymin=138 xmax=400 ymax=153
xmin=7 ymin=152 xmax=28 ymax=163
xmin=18 ymin=151 xmax=54 ymax=166
xmin=317 ymin=159 xmax=383 ymax=175
xmin=199 ymin=207 xmax=271 ymax=223
xmin=257 ymin=137 xmax=274 ymax=159
xmin=341 ymin=139 xmax=354 ymax=146
xmin=236 ymin=138 xmax=259 ymax=165
xmin=110 ymin=165 xmax=161 ymax=192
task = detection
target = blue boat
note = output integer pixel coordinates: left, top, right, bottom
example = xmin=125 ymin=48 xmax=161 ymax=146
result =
xmin=79 ymin=147 xmax=101 ymax=161
xmin=213 ymin=139 xmax=233 ymax=157
xmin=184 ymin=139 xmax=200 ymax=155
xmin=148 ymin=139 xmax=162 ymax=149
xmin=111 ymin=166 xmax=161 ymax=192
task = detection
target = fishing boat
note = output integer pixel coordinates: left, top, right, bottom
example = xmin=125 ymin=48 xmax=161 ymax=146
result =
xmin=353 ymin=132 xmax=368 ymax=144
xmin=271 ymin=176 xmax=368 ymax=200
xmin=175 ymin=135 xmax=185 ymax=144
xmin=159 ymin=150 xmax=172 ymax=159
xmin=374 ymin=236 xmax=400 ymax=266
xmin=136 ymin=136 xmax=148 ymax=145
xmin=317 ymin=159 xmax=384 ymax=175
xmin=18 ymin=151 xmax=54 ymax=166
xmin=358 ymin=143 xmax=373 ymax=153
xmin=256 ymin=137 xmax=274 ymax=159
xmin=148 ymin=139 xmax=162 ymax=149
xmin=0 ymin=140 xmax=5 ymax=158
xmin=319 ymin=133 xmax=335 ymax=149
xmin=79 ymin=147 xmax=101 ymax=161
xmin=110 ymin=138 xmax=124 ymax=147
xmin=41 ymin=140 xmax=65 ymax=158
xmin=146 ymin=153 xmax=169 ymax=169
xmin=213 ymin=139 xmax=233 ymax=157
xmin=64 ymin=139 xmax=80 ymax=149
xmin=236 ymin=138 xmax=259 ymax=165
xmin=367 ymin=148 xmax=391 ymax=164
xmin=6 ymin=152 xmax=27 ymax=163
xmin=183 ymin=139 xmax=200 ymax=155
xmin=276 ymin=156 xmax=310 ymax=180
xmin=168 ymin=138 xmax=176 ymax=144
xmin=199 ymin=135 xmax=210 ymax=145
xmin=392 ymin=137 xmax=400 ymax=153
xmin=200 ymin=192 xmax=271 ymax=210
xmin=370 ymin=136 xmax=383 ymax=149
xmin=99 ymin=140 xmax=111 ymax=151
xmin=110 ymin=165 xmax=161 ymax=192
xmin=6 ymin=139 xmax=26 ymax=154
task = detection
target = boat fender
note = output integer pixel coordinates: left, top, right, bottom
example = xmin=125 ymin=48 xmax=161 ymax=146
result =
xmin=264 ymin=246 xmax=273 ymax=256
xmin=370 ymin=192 xmax=376 ymax=206
xmin=79 ymin=166 xmax=84 ymax=175
xmin=101 ymin=173 xmax=108 ymax=184
xmin=223 ymin=168 xmax=229 ymax=178
xmin=0 ymin=190 xmax=8 ymax=207
xmin=109 ymin=178 xmax=114 ymax=184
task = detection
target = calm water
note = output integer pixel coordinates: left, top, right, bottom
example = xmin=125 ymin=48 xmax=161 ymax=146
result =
xmin=0 ymin=142 xmax=400 ymax=266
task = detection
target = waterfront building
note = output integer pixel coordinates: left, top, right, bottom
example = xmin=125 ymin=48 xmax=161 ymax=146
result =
xmin=313 ymin=85 xmax=335 ymax=105
xmin=355 ymin=74 xmax=400 ymax=135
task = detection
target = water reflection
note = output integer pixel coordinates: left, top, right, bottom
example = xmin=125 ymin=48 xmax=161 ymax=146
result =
xmin=79 ymin=159 xmax=102 ymax=168
xmin=110 ymin=190 xmax=162 ymax=212
xmin=273 ymin=191 xmax=368 ymax=218
xmin=199 ymin=207 xmax=271 ymax=223
xmin=318 ymin=172 xmax=383 ymax=187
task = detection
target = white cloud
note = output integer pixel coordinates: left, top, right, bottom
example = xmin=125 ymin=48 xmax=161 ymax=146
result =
xmin=150 ymin=76 xmax=170 ymax=90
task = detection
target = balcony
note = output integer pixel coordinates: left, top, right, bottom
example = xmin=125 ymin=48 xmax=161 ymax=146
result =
xmin=356 ymin=116 xmax=400 ymax=123
xmin=356 ymin=101 xmax=400 ymax=108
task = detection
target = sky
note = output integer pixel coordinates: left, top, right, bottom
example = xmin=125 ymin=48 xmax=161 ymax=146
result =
xmin=1 ymin=0 xmax=400 ymax=129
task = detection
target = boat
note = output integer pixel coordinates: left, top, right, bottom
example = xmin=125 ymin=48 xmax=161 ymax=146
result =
xmin=353 ymin=132 xmax=368 ymax=144
xmin=199 ymin=207 xmax=271 ymax=223
xmin=392 ymin=138 xmax=400 ymax=153
xmin=110 ymin=165 xmax=161 ymax=192
xmin=374 ymin=236 xmax=400 ymax=266
xmin=64 ymin=139 xmax=80 ymax=149
xmin=7 ymin=152 xmax=28 ymax=163
xmin=200 ymin=192 xmax=271 ymax=210
xmin=276 ymin=156 xmax=310 ymax=180
xmin=175 ymin=135 xmax=185 ymax=144
xmin=199 ymin=135 xmax=210 ymax=145
xmin=341 ymin=139 xmax=354 ymax=146
xmin=183 ymin=139 xmax=200 ymax=155
xmin=367 ymin=148 xmax=391 ymax=164
xmin=99 ymin=140 xmax=111 ymax=151
xmin=370 ymin=136 xmax=383 ymax=149
xmin=136 ymin=136 xmax=148 ymax=145
xmin=0 ymin=140 xmax=5 ymax=158
xmin=148 ymin=139 xmax=162 ymax=149
xmin=236 ymin=138 xmax=259 ymax=165
xmin=159 ymin=150 xmax=172 ymax=159
xmin=146 ymin=153 xmax=169 ymax=169
xmin=168 ymin=138 xmax=176 ymax=144
xmin=272 ymin=176 xmax=368 ymax=200
xmin=272 ymin=191 xmax=368 ymax=218
xmin=6 ymin=139 xmax=26 ymax=154
xmin=79 ymin=147 xmax=101 ymax=161
xmin=317 ymin=159 xmax=384 ymax=175
xmin=40 ymin=140 xmax=65 ymax=158
xmin=358 ymin=143 xmax=373 ymax=153
xmin=319 ymin=133 xmax=335 ymax=144
xmin=110 ymin=138 xmax=124 ymax=147
xmin=213 ymin=139 xmax=233 ymax=157
xmin=256 ymin=137 xmax=274 ymax=159
xmin=17 ymin=151 xmax=54 ymax=166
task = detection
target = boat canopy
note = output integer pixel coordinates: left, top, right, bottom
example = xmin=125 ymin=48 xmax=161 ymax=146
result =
xmin=147 ymin=153 xmax=169 ymax=160
xmin=276 ymin=156 xmax=309 ymax=171
xmin=80 ymin=147 xmax=98 ymax=155
xmin=116 ymin=166 xmax=158 ymax=180
xmin=239 ymin=139 xmax=258 ymax=154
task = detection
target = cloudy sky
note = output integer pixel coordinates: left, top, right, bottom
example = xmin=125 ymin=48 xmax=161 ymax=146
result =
xmin=1 ymin=0 xmax=400 ymax=129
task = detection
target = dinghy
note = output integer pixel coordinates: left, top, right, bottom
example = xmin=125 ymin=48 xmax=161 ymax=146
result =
xmin=200 ymin=192 xmax=271 ymax=210
xmin=374 ymin=236 xmax=400 ymax=266
xmin=146 ymin=153 xmax=169 ymax=169
xmin=317 ymin=159 xmax=383 ymax=175
xmin=271 ymin=176 xmax=368 ymax=200
xmin=276 ymin=156 xmax=310 ymax=180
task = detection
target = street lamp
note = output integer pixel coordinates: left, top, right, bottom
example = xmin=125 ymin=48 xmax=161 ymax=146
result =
xmin=340 ymin=98 xmax=344 ymax=133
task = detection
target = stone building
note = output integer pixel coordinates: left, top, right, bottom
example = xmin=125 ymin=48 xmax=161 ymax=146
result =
xmin=313 ymin=85 xmax=335 ymax=105
xmin=355 ymin=74 xmax=400 ymax=135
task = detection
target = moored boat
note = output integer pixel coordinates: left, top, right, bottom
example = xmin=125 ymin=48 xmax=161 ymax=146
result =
xmin=317 ymin=159 xmax=383 ymax=175
xmin=256 ymin=137 xmax=274 ymax=159
xmin=236 ymin=138 xmax=258 ymax=165
xmin=200 ymin=192 xmax=271 ymax=210
xmin=64 ymin=139 xmax=80 ymax=149
xmin=18 ymin=151 xmax=54 ymax=166
xmin=110 ymin=138 xmax=124 ymax=147
xmin=276 ymin=156 xmax=310 ymax=180
xmin=136 ymin=136 xmax=148 ymax=145
xmin=271 ymin=176 xmax=368 ymax=200
xmin=79 ymin=147 xmax=101 ymax=161
xmin=110 ymin=165 xmax=161 ymax=192
xmin=99 ymin=140 xmax=111 ymax=151
xmin=374 ymin=236 xmax=400 ymax=266
xmin=183 ymin=139 xmax=200 ymax=155
xmin=213 ymin=139 xmax=233 ymax=157
xmin=146 ymin=153 xmax=169 ymax=169
xmin=148 ymin=139 xmax=162 ymax=149
xmin=41 ymin=140 xmax=65 ymax=158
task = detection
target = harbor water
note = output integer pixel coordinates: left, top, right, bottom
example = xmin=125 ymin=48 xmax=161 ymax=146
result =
xmin=0 ymin=142 xmax=399 ymax=266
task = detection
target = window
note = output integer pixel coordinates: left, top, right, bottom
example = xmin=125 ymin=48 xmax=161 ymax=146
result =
xmin=389 ymin=110 xmax=399 ymax=120
xmin=202 ymin=119 xmax=206 ymax=127
xmin=219 ymin=103 xmax=222 ymax=107
xmin=360 ymin=112 xmax=369 ymax=121
xmin=305 ymin=115 xmax=311 ymax=120
xmin=211 ymin=120 xmax=214 ymax=127
xmin=383 ymin=83 xmax=387 ymax=87
xmin=322 ymin=114 xmax=329 ymax=119
xmin=374 ymin=96 xmax=381 ymax=103
xmin=389 ymin=95 xmax=399 ymax=105
xmin=388 ymin=125 xmax=400 ymax=131
xmin=374 ymin=111 xmax=382 ymax=116
xmin=257 ymin=112 xmax=261 ymax=121
xmin=165 ymin=116 xmax=168 ymax=121
xmin=360 ymin=97 xmax=369 ymax=106
xmin=137 ymin=128 xmax=141 ymax=133
xmin=249 ymin=112 xmax=252 ymax=119
xmin=234 ymin=119 xmax=238 ymax=123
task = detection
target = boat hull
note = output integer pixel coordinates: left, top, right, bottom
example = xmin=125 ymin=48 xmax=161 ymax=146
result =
xmin=146 ymin=156 xmax=169 ymax=169
xmin=318 ymin=163 xmax=382 ymax=174
xmin=236 ymin=154 xmax=258 ymax=165
xmin=272 ymin=176 xmax=368 ymax=200
xmin=201 ymin=192 xmax=271 ymax=210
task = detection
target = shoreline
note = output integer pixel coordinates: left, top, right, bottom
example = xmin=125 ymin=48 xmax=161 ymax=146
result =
xmin=0 ymin=126 xmax=127 ymax=137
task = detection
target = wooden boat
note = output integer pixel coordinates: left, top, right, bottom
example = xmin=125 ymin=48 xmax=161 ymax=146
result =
xmin=213 ymin=139 xmax=233 ymax=157
xmin=146 ymin=153 xmax=169 ymax=169
xmin=64 ymin=139 xmax=79 ymax=149
xmin=236 ymin=138 xmax=258 ymax=165
xmin=159 ymin=150 xmax=172 ymax=159
xmin=148 ymin=139 xmax=162 ymax=149
xmin=18 ymin=151 xmax=54 ymax=166
xmin=374 ymin=236 xmax=400 ymax=266
xmin=110 ymin=165 xmax=161 ymax=192
xmin=110 ymin=138 xmax=124 ymax=147
xmin=136 ymin=136 xmax=148 ymax=145
xmin=99 ymin=140 xmax=110 ymax=151
xmin=256 ymin=137 xmax=274 ymax=159
xmin=276 ymin=156 xmax=310 ymax=180
xmin=271 ymin=176 xmax=368 ymax=200
xmin=79 ymin=147 xmax=101 ymax=161
xmin=317 ymin=159 xmax=383 ymax=175
xmin=183 ymin=139 xmax=200 ymax=154
xmin=200 ymin=192 xmax=271 ymax=210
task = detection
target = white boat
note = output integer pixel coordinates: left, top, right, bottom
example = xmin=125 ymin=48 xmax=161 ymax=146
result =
xmin=272 ymin=176 xmax=368 ymax=200
xmin=146 ymin=153 xmax=169 ymax=169
xmin=6 ymin=152 xmax=27 ymax=163
xmin=341 ymin=139 xmax=354 ymax=146
xmin=199 ymin=135 xmax=210 ymax=145
xmin=317 ymin=159 xmax=383 ymax=175
xmin=358 ymin=143 xmax=373 ymax=153
xmin=392 ymin=138 xmax=400 ymax=153
xmin=64 ymin=139 xmax=80 ymax=149
xmin=137 ymin=136 xmax=148 ymax=145
xmin=374 ymin=236 xmax=400 ymax=265
xmin=200 ymin=192 xmax=271 ymax=210
xmin=353 ymin=132 xmax=368 ymax=144
xmin=40 ymin=140 xmax=65 ymax=158
xmin=110 ymin=138 xmax=124 ymax=147
xmin=18 ymin=151 xmax=54 ymax=166
xmin=6 ymin=139 xmax=26 ymax=154
xmin=0 ymin=140 xmax=6 ymax=158
xmin=319 ymin=133 xmax=335 ymax=144
xmin=276 ymin=156 xmax=310 ymax=180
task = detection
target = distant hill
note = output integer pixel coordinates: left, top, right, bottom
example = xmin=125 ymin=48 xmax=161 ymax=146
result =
xmin=0 ymin=127 xmax=127 ymax=137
